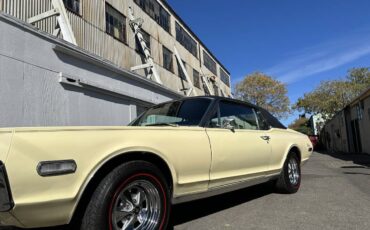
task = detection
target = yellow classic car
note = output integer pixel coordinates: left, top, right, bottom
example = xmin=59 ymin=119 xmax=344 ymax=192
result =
xmin=0 ymin=96 xmax=312 ymax=230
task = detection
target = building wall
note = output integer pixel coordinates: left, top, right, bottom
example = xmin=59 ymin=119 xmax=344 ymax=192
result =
xmin=0 ymin=0 xmax=232 ymax=97
xmin=322 ymin=89 xmax=370 ymax=154
xmin=0 ymin=13 xmax=181 ymax=127
xmin=322 ymin=111 xmax=349 ymax=153
xmin=354 ymin=96 xmax=370 ymax=154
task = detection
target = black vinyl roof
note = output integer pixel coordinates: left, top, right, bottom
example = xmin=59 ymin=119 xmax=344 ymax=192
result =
xmin=165 ymin=96 xmax=287 ymax=129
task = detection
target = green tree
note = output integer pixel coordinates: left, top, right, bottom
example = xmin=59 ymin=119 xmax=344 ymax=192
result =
xmin=347 ymin=67 xmax=370 ymax=92
xmin=235 ymin=72 xmax=290 ymax=119
xmin=293 ymin=67 xmax=370 ymax=119
xmin=288 ymin=117 xmax=313 ymax=135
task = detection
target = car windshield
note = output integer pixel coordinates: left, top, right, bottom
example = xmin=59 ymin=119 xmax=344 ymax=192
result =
xmin=131 ymin=98 xmax=212 ymax=127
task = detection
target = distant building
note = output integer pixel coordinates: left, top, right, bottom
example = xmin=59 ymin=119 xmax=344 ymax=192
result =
xmin=308 ymin=114 xmax=325 ymax=136
xmin=321 ymin=88 xmax=370 ymax=154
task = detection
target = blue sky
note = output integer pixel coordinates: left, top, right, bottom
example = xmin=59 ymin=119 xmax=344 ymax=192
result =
xmin=167 ymin=0 xmax=370 ymax=125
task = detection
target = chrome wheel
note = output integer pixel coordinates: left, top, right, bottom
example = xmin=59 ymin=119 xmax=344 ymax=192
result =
xmin=288 ymin=158 xmax=300 ymax=185
xmin=111 ymin=180 xmax=161 ymax=230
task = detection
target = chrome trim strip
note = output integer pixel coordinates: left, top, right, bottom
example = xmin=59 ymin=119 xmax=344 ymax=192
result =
xmin=172 ymin=173 xmax=279 ymax=204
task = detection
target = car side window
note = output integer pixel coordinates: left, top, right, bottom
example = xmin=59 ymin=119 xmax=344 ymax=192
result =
xmin=209 ymin=101 xmax=259 ymax=130
xmin=256 ymin=110 xmax=270 ymax=130
xmin=132 ymin=98 xmax=212 ymax=126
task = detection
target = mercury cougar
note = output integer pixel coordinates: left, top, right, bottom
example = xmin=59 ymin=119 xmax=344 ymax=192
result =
xmin=0 ymin=96 xmax=313 ymax=229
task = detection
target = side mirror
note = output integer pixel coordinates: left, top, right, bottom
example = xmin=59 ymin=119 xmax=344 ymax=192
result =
xmin=222 ymin=118 xmax=235 ymax=131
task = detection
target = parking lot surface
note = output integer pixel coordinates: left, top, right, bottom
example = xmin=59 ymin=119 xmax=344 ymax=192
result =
xmin=2 ymin=152 xmax=370 ymax=230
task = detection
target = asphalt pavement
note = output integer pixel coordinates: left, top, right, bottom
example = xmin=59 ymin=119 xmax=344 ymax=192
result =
xmin=172 ymin=151 xmax=370 ymax=230
xmin=2 ymin=151 xmax=370 ymax=230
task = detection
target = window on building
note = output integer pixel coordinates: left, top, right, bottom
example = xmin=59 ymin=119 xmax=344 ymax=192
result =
xmin=136 ymin=30 xmax=151 ymax=55
xmin=159 ymin=6 xmax=171 ymax=32
xmin=163 ymin=46 xmax=173 ymax=72
xmin=220 ymin=68 xmax=230 ymax=87
xmin=177 ymin=59 xmax=187 ymax=81
xmin=134 ymin=0 xmax=171 ymax=33
xmin=203 ymin=50 xmax=217 ymax=75
xmin=105 ymin=4 xmax=127 ymax=43
xmin=63 ymin=0 xmax=80 ymax=15
xmin=176 ymin=22 xmax=198 ymax=58
xmin=356 ymin=102 xmax=364 ymax=120
xmin=193 ymin=69 xmax=201 ymax=89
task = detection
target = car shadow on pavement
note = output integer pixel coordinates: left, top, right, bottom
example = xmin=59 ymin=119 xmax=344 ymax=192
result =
xmin=343 ymin=172 xmax=370 ymax=175
xmin=168 ymin=182 xmax=275 ymax=229
xmin=317 ymin=151 xmax=370 ymax=168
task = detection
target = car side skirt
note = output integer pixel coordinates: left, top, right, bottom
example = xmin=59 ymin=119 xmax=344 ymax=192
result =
xmin=172 ymin=170 xmax=280 ymax=204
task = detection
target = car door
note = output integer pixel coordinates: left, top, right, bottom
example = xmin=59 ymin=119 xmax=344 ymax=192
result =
xmin=206 ymin=100 xmax=272 ymax=189
xmin=256 ymin=108 xmax=292 ymax=173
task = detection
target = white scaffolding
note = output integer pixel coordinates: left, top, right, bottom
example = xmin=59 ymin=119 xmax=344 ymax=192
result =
xmin=200 ymin=70 xmax=214 ymax=96
xmin=128 ymin=7 xmax=162 ymax=85
xmin=173 ymin=46 xmax=198 ymax=96
xmin=27 ymin=0 xmax=77 ymax=45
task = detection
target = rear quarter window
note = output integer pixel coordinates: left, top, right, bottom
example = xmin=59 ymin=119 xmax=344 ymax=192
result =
xmin=259 ymin=109 xmax=286 ymax=129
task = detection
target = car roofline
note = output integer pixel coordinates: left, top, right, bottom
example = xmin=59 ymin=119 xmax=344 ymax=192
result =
xmin=162 ymin=96 xmax=261 ymax=110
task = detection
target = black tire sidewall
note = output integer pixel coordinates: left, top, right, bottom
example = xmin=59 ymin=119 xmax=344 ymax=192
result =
xmin=82 ymin=161 xmax=170 ymax=230
xmin=283 ymin=154 xmax=301 ymax=192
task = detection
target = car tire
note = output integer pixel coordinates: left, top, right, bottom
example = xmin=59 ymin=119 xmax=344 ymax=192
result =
xmin=275 ymin=152 xmax=301 ymax=194
xmin=81 ymin=160 xmax=171 ymax=230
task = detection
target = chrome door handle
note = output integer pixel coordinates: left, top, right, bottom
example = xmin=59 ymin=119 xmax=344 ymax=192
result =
xmin=261 ymin=136 xmax=271 ymax=141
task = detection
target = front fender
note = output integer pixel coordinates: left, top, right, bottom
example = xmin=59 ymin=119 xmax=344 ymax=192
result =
xmin=278 ymin=144 xmax=301 ymax=169
xmin=2 ymin=127 xmax=211 ymax=228
xmin=73 ymin=146 xmax=177 ymax=204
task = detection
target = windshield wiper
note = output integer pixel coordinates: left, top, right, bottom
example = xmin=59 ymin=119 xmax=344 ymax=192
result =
xmin=145 ymin=123 xmax=179 ymax=127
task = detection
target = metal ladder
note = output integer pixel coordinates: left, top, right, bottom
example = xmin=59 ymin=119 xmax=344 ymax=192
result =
xmin=173 ymin=46 xmax=197 ymax=96
xmin=27 ymin=0 xmax=77 ymax=45
xmin=128 ymin=7 xmax=162 ymax=85
xmin=199 ymin=68 xmax=214 ymax=96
